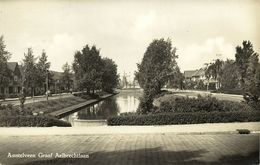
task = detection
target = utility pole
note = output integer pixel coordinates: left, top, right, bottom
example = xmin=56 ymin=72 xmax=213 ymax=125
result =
xmin=46 ymin=70 xmax=49 ymax=101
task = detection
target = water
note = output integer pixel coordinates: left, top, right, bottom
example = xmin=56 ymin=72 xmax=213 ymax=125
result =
xmin=61 ymin=89 xmax=142 ymax=126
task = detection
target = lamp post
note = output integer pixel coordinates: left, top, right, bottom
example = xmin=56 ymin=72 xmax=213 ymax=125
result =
xmin=46 ymin=70 xmax=49 ymax=101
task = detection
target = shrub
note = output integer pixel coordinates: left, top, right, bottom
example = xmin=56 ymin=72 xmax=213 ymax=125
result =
xmin=248 ymin=101 xmax=260 ymax=111
xmin=213 ymin=89 xmax=243 ymax=95
xmin=107 ymin=111 xmax=260 ymax=125
xmin=8 ymin=94 xmax=19 ymax=98
xmin=120 ymin=112 xmax=137 ymax=116
xmin=0 ymin=103 xmax=13 ymax=111
xmin=0 ymin=104 xmax=33 ymax=117
xmin=0 ymin=115 xmax=71 ymax=127
xmin=237 ymin=129 xmax=250 ymax=134
xmin=157 ymin=95 xmax=253 ymax=113
xmin=0 ymin=94 xmax=5 ymax=100
xmin=137 ymin=95 xmax=154 ymax=114
xmin=154 ymin=90 xmax=173 ymax=99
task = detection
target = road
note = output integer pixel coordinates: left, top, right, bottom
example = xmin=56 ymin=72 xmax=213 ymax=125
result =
xmin=0 ymin=93 xmax=73 ymax=106
xmin=167 ymin=89 xmax=244 ymax=102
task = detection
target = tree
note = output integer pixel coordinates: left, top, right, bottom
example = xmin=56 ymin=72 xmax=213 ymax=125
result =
xmin=0 ymin=35 xmax=11 ymax=99
xmin=136 ymin=38 xmax=178 ymax=114
xmin=205 ymin=59 xmax=224 ymax=90
xmin=19 ymin=84 xmax=26 ymax=113
xmin=22 ymin=48 xmax=38 ymax=97
xmin=235 ymin=41 xmax=260 ymax=104
xmin=101 ymin=58 xmax=119 ymax=93
xmin=167 ymin=66 xmax=184 ymax=89
xmin=205 ymin=59 xmax=224 ymax=80
xmin=235 ymin=41 xmax=258 ymax=88
xmin=219 ymin=59 xmax=239 ymax=90
xmin=243 ymin=55 xmax=260 ymax=103
xmin=61 ymin=62 xmax=73 ymax=92
xmin=73 ymin=45 xmax=103 ymax=94
xmin=36 ymin=50 xmax=50 ymax=94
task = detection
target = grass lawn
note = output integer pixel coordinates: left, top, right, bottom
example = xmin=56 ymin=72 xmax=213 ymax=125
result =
xmin=23 ymin=96 xmax=87 ymax=114
xmin=0 ymin=93 xmax=102 ymax=127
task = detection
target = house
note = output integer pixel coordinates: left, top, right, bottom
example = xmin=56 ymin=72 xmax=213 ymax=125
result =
xmin=0 ymin=62 xmax=22 ymax=98
xmin=184 ymin=68 xmax=206 ymax=82
xmin=50 ymin=71 xmax=74 ymax=93
xmin=184 ymin=68 xmax=221 ymax=90
xmin=191 ymin=68 xmax=206 ymax=82
xmin=184 ymin=70 xmax=197 ymax=82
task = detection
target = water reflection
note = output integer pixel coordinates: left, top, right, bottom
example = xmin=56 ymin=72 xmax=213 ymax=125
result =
xmin=77 ymin=97 xmax=120 ymax=120
xmin=116 ymin=90 xmax=141 ymax=113
xmin=62 ymin=89 xmax=142 ymax=126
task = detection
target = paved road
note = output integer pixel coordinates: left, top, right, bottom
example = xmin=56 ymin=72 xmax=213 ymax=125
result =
xmin=0 ymin=93 xmax=73 ymax=106
xmin=0 ymin=133 xmax=258 ymax=165
xmin=167 ymin=89 xmax=244 ymax=102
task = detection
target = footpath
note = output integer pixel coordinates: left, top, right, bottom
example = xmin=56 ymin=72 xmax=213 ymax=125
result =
xmin=0 ymin=122 xmax=259 ymax=165
xmin=0 ymin=122 xmax=259 ymax=136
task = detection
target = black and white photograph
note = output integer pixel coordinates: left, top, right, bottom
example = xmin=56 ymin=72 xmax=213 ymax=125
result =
xmin=0 ymin=0 xmax=259 ymax=164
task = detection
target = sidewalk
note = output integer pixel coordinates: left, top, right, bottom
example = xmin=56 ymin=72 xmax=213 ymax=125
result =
xmin=0 ymin=122 xmax=259 ymax=136
xmin=0 ymin=130 xmax=258 ymax=165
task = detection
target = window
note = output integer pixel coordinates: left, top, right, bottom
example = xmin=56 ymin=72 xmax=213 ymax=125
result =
xmin=18 ymin=87 xmax=21 ymax=93
xmin=9 ymin=87 xmax=13 ymax=94
xmin=0 ymin=87 xmax=4 ymax=94
xmin=14 ymin=76 xmax=18 ymax=82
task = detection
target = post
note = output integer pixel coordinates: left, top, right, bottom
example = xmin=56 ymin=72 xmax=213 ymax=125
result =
xmin=55 ymin=82 xmax=57 ymax=94
xmin=46 ymin=70 xmax=49 ymax=101
xmin=206 ymin=79 xmax=209 ymax=91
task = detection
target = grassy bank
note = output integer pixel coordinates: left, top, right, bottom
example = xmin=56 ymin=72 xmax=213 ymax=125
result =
xmin=25 ymin=96 xmax=87 ymax=114
xmin=0 ymin=92 xmax=110 ymax=127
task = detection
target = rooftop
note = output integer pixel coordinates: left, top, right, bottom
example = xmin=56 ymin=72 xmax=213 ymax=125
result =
xmin=7 ymin=62 xmax=18 ymax=72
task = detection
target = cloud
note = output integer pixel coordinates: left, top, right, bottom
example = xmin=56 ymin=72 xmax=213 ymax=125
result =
xmin=134 ymin=11 xmax=156 ymax=32
xmin=46 ymin=34 xmax=85 ymax=71
xmin=178 ymin=37 xmax=235 ymax=71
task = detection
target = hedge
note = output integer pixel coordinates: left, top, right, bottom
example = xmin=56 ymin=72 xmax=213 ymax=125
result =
xmin=0 ymin=115 xmax=71 ymax=127
xmin=107 ymin=111 xmax=260 ymax=125
xmin=157 ymin=95 xmax=253 ymax=113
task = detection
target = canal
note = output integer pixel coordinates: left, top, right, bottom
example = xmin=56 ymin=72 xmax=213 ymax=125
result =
xmin=61 ymin=89 xmax=142 ymax=126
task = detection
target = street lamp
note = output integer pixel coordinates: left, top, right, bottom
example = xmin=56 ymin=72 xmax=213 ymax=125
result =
xmin=46 ymin=70 xmax=49 ymax=101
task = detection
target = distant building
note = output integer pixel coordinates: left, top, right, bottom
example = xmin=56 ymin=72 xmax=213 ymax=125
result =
xmin=184 ymin=68 xmax=220 ymax=90
xmin=0 ymin=62 xmax=22 ymax=98
xmin=0 ymin=63 xmax=76 ymax=99
xmin=50 ymin=71 xmax=74 ymax=93
xmin=191 ymin=68 xmax=206 ymax=82
xmin=184 ymin=68 xmax=206 ymax=82
xmin=184 ymin=70 xmax=197 ymax=82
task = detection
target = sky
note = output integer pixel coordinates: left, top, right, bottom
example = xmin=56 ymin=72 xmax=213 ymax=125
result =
xmin=0 ymin=0 xmax=259 ymax=80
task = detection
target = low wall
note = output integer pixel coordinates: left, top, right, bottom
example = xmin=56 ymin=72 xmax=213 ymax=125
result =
xmin=49 ymin=93 xmax=116 ymax=118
